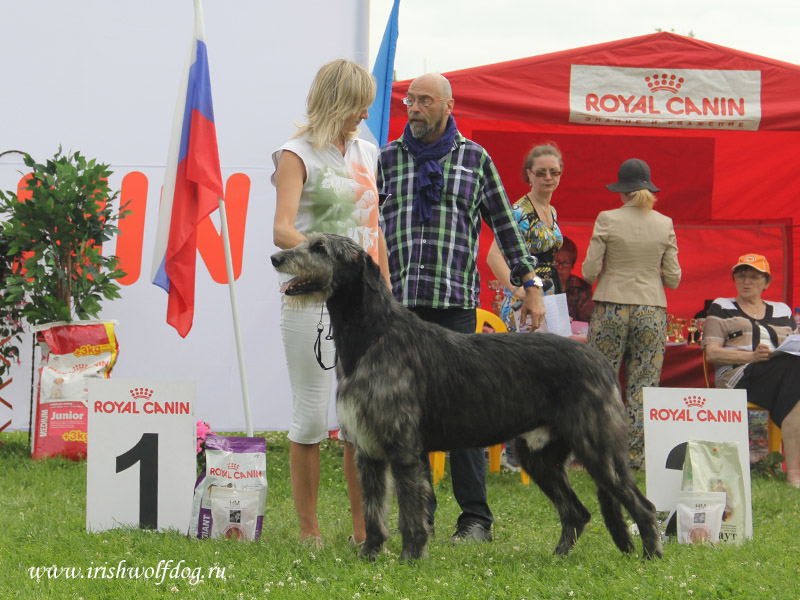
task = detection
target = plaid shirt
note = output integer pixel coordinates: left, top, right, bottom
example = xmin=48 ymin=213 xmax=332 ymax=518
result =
xmin=378 ymin=131 xmax=536 ymax=309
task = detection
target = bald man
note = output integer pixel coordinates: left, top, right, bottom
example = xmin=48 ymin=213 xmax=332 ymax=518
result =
xmin=377 ymin=73 xmax=544 ymax=543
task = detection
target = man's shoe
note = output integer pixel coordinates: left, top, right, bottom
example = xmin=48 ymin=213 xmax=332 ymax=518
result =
xmin=500 ymin=448 xmax=520 ymax=472
xmin=448 ymin=521 xmax=492 ymax=543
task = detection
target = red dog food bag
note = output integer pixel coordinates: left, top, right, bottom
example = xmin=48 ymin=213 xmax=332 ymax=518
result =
xmin=30 ymin=320 xmax=118 ymax=460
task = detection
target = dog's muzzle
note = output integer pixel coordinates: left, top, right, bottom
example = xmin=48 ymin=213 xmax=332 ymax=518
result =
xmin=270 ymin=252 xmax=285 ymax=268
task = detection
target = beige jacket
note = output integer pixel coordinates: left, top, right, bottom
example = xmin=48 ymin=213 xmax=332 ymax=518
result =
xmin=581 ymin=204 xmax=681 ymax=307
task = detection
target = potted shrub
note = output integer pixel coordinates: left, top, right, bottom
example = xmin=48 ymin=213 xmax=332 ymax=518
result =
xmin=0 ymin=148 xmax=130 ymax=458
xmin=0 ymin=148 xmax=129 ymax=325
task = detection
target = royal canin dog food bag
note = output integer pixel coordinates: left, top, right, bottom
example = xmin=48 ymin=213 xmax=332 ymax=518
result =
xmin=189 ymin=435 xmax=268 ymax=541
xmin=31 ymin=320 xmax=118 ymax=460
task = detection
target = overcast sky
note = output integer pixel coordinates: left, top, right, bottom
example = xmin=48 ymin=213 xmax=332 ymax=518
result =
xmin=368 ymin=0 xmax=800 ymax=81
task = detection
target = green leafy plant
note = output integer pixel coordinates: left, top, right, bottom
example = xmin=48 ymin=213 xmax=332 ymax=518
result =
xmin=0 ymin=188 xmax=27 ymax=385
xmin=751 ymin=451 xmax=787 ymax=480
xmin=0 ymin=148 xmax=129 ymax=330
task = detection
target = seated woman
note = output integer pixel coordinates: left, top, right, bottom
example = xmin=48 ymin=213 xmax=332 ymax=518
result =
xmin=702 ymin=253 xmax=800 ymax=487
xmin=554 ymin=237 xmax=594 ymax=322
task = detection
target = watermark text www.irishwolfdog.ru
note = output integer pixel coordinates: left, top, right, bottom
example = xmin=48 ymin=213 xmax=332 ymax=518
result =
xmin=28 ymin=559 xmax=225 ymax=586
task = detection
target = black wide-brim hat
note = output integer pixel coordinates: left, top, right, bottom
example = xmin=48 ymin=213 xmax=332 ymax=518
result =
xmin=606 ymin=158 xmax=660 ymax=193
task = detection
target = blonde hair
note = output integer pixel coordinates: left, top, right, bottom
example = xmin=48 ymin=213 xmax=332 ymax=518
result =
xmin=294 ymin=59 xmax=376 ymax=150
xmin=626 ymin=189 xmax=657 ymax=210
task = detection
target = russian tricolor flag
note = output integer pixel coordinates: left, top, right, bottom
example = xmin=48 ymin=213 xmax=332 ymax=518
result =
xmin=152 ymin=0 xmax=223 ymax=338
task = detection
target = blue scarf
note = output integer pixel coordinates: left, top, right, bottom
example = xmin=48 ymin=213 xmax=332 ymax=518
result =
xmin=403 ymin=116 xmax=458 ymax=223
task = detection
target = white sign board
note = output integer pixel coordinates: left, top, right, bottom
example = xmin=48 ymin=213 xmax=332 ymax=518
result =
xmin=0 ymin=0 xmax=368 ymax=434
xmin=569 ymin=65 xmax=762 ymax=130
xmin=87 ymin=379 xmax=196 ymax=533
xmin=643 ymin=387 xmax=752 ymax=538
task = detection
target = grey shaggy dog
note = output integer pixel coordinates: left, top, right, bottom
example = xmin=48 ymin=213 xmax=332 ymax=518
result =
xmin=271 ymin=232 xmax=663 ymax=563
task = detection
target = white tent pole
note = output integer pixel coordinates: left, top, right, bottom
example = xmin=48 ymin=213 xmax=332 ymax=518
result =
xmin=217 ymin=197 xmax=253 ymax=436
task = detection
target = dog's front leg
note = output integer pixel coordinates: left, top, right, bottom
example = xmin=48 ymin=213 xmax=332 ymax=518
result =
xmin=356 ymin=452 xmax=390 ymax=561
xmin=390 ymin=455 xmax=432 ymax=562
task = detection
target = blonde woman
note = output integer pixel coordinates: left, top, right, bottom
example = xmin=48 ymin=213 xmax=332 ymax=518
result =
xmin=271 ymin=59 xmax=390 ymax=548
xmin=582 ymin=158 xmax=681 ymax=469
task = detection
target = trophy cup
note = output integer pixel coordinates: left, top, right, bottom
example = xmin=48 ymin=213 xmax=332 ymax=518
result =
xmin=488 ymin=280 xmax=505 ymax=316
xmin=666 ymin=314 xmax=676 ymax=343
xmin=687 ymin=319 xmax=700 ymax=345
xmin=673 ymin=318 xmax=687 ymax=343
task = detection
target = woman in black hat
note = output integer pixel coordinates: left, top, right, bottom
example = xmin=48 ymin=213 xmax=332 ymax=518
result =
xmin=581 ymin=158 xmax=681 ymax=469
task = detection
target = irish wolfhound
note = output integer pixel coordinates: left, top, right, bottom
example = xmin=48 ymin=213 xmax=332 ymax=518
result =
xmin=271 ymin=233 xmax=663 ymax=562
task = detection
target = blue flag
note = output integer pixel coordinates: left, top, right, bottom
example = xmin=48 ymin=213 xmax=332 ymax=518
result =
xmin=365 ymin=0 xmax=399 ymax=146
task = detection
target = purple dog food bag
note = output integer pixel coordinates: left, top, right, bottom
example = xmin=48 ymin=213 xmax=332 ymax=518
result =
xmin=189 ymin=435 xmax=267 ymax=540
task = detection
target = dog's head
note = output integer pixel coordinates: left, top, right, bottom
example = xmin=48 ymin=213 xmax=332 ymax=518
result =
xmin=270 ymin=232 xmax=379 ymax=307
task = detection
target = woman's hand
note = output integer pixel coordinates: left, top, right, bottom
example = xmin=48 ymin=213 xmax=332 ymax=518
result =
xmin=751 ymin=343 xmax=773 ymax=362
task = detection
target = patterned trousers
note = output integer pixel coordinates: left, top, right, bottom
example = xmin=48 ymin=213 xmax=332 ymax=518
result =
xmin=587 ymin=302 xmax=668 ymax=469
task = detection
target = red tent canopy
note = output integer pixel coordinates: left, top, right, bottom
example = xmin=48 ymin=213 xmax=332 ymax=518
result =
xmin=387 ymin=32 xmax=800 ymax=318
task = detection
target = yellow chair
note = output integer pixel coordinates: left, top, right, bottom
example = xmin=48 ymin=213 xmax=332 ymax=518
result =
xmin=702 ymin=349 xmax=782 ymax=454
xmin=429 ymin=308 xmax=530 ymax=485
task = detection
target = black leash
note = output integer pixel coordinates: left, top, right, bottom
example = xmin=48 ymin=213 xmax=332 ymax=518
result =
xmin=314 ymin=304 xmax=337 ymax=370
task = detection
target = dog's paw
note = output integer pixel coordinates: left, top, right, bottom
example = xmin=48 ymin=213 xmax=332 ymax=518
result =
xmin=643 ymin=541 xmax=664 ymax=560
xmin=398 ymin=546 xmax=428 ymax=563
xmin=359 ymin=544 xmax=381 ymax=562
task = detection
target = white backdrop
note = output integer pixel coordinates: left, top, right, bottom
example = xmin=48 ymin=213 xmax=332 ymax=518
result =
xmin=0 ymin=0 xmax=368 ymax=432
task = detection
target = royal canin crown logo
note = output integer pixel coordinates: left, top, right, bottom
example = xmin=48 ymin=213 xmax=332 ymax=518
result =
xmin=129 ymin=387 xmax=154 ymax=401
xmin=227 ymin=462 xmax=239 ymax=470
xmin=683 ymin=395 xmax=707 ymax=408
xmin=72 ymin=363 xmax=89 ymax=372
xmin=645 ymin=73 xmax=685 ymax=93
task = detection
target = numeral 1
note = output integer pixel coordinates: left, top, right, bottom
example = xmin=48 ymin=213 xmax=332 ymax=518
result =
xmin=116 ymin=433 xmax=158 ymax=529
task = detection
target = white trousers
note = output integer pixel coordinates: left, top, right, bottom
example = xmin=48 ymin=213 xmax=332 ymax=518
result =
xmin=280 ymin=298 xmax=336 ymax=444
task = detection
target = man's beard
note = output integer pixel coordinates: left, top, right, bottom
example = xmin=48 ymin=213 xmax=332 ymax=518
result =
xmin=409 ymin=113 xmax=445 ymax=140
xmin=409 ymin=119 xmax=432 ymax=139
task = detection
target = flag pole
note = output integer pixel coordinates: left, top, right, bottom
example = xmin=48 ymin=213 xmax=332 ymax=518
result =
xmin=217 ymin=197 xmax=253 ymax=437
xmin=195 ymin=0 xmax=252 ymax=436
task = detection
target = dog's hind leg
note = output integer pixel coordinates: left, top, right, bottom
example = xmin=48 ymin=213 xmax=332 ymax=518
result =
xmin=514 ymin=436 xmax=591 ymax=556
xmin=596 ymin=486 xmax=635 ymax=553
xmin=389 ymin=454 xmax=433 ymax=562
xmin=606 ymin=479 xmax=663 ymax=559
xmin=583 ymin=454 xmax=664 ymax=559
xmin=356 ymin=452 xmax=391 ymax=561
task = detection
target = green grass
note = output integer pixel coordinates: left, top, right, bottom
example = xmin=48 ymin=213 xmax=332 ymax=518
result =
xmin=1 ymin=430 xmax=799 ymax=600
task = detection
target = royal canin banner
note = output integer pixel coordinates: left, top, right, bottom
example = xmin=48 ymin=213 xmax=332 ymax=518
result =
xmin=569 ymin=65 xmax=762 ymax=130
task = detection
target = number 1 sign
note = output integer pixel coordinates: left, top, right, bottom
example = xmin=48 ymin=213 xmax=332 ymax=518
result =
xmin=87 ymin=380 xmax=196 ymax=533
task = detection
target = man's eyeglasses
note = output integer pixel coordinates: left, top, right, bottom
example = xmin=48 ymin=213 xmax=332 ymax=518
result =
xmin=554 ymin=260 xmax=574 ymax=268
xmin=402 ymin=96 xmax=449 ymax=108
xmin=532 ymin=169 xmax=562 ymax=178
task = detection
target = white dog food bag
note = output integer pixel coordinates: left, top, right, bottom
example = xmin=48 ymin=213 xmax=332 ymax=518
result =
xmin=209 ymin=486 xmax=261 ymax=541
xmin=681 ymin=439 xmax=746 ymax=545
xmin=189 ymin=435 xmax=267 ymax=540
xmin=676 ymin=490 xmax=727 ymax=545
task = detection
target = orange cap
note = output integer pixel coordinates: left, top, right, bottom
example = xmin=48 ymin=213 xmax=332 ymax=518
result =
xmin=731 ymin=253 xmax=770 ymax=275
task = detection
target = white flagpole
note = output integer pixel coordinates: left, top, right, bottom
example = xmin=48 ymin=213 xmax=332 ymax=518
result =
xmin=217 ymin=197 xmax=253 ymax=436
xmin=195 ymin=0 xmax=252 ymax=436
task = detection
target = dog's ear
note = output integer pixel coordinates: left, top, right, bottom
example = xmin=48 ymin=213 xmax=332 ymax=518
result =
xmin=361 ymin=252 xmax=384 ymax=292
xmin=325 ymin=234 xmax=362 ymax=264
